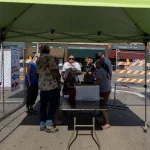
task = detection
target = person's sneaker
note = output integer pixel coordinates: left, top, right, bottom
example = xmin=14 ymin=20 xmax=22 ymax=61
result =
xmin=26 ymin=107 xmax=32 ymax=115
xmin=45 ymin=126 xmax=59 ymax=133
xmin=40 ymin=126 xmax=46 ymax=131
xmin=40 ymin=121 xmax=46 ymax=131
xmin=30 ymin=108 xmax=38 ymax=114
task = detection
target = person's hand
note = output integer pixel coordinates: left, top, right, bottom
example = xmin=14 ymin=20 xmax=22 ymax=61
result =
xmin=88 ymin=72 xmax=92 ymax=75
xmin=60 ymin=82 xmax=64 ymax=85
xmin=29 ymin=82 xmax=31 ymax=87
xmin=82 ymin=72 xmax=87 ymax=75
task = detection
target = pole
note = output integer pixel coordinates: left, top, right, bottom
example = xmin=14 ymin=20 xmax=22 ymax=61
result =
xmin=144 ymin=42 xmax=148 ymax=132
xmin=36 ymin=42 xmax=39 ymax=54
xmin=23 ymin=47 xmax=26 ymax=104
xmin=1 ymin=42 xmax=5 ymax=115
xmin=114 ymin=49 xmax=118 ymax=105
xmin=125 ymin=60 xmax=127 ymax=87
xmin=116 ymin=49 xmax=117 ymax=72
xmin=113 ymin=83 xmax=116 ymax=105
xmin=0 ymin=43 xmax=2 ymax=110
xmin=0 ymin=43 xmax=2 ymax=85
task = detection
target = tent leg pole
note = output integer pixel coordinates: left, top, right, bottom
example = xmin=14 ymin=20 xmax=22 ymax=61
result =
xmin=0 ymin=29 xmax=6 ymax=117
xmin=144 ymin=42 xmax=148 ymax=133
xmin=36 ymin=42 xmax=39 ymax=54
xmin=23 ymin=47 xmax=26 ymax=105
xmin=113 ymin=83 xmax=116 ymax=105
xmin=1 ymin=42 xmax=5 ymax=116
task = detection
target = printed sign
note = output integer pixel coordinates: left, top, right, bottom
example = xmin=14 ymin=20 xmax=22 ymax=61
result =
xmin=112 ymin=44 xmax=145 ymax=51
xmin=11 ymin=49 xmax=20 ymax=91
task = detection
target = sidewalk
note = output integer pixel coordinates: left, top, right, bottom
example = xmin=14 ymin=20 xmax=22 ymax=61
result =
xmin=0 ymin=104 xmax=150 ymax=150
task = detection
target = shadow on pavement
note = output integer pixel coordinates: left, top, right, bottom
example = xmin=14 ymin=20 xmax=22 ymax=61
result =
xmin=20 ymin=99 xmax=144 ymax=130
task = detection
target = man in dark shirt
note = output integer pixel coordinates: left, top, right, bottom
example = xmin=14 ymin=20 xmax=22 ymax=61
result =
xmin=82 ymin=57 xmax=96 ymax=84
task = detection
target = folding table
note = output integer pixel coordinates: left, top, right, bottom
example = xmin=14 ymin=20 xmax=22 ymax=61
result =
xmin=60 ymin=99 xmax=108 ymax=150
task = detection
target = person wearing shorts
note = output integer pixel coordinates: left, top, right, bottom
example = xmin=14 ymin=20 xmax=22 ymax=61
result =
xmin=95 ymin=59 xmax=112 ymax=129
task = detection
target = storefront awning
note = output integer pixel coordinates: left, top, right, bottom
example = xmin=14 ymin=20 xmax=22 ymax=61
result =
xmin=68 ymin=49 xmax=105 ymax=58
xmin=109 ymin=50 xmax=145 ymax=59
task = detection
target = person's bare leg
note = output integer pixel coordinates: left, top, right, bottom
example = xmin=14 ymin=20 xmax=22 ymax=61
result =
xmin=102 ymin=111 xmax=110 ymax=129
xmin=102 ymin=92 xmax=110 ymax=129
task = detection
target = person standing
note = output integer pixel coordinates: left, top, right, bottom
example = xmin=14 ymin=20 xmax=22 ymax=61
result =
xmin=25 ymin=54 xmax=39 ymax=114
xmin=61 ymin=53 xmax=81 ymax=95
xmin=82 ymin=56 xmax=95 ymax=84
xmin=62 ymin=53 xmax=81 ymax=81
xmin=36 ymin=45 xmax=59 ymax=132
xmin=95 ymin=59 xmax=111 ymax=129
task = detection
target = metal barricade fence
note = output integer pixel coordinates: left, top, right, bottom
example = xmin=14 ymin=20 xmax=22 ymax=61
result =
xmin=112 ymin=50 xmax=150 ymax=106
xmin=0 ymin=47 xmax=26 ymax=121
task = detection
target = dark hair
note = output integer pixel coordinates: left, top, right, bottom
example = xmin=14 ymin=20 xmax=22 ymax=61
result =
xmin=68 ymin=53 xmax=75 ymax=58
xmin=54 ymin=56 xmax=59 ymax=61
xmin=40 ymin=45 xmax=50 ymax=54
xmin=95 ymin=52 xmax=104 ymax=59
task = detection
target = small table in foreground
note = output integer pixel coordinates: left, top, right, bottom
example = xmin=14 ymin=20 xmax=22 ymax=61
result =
xmin=60 ymin=99 xmax=108 ymax=150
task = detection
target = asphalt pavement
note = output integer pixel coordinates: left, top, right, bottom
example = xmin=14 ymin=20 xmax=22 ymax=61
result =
xmin=0 ymin=74 xmax=150 ymax=150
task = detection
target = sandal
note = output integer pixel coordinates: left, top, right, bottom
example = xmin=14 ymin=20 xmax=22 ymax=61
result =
xmin=102 ymin=124 xmax=111 ymax=130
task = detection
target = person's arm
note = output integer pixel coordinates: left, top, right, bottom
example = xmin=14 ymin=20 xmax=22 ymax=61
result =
xmin=105 ymin=58 xmax=112 ymax=78
xmin=91 ymin=65 xmax=96 ymax=73
xmin=81 ymin=66 xmax=87 ymax=75
xmin=82 ymin=71 xmax=87 ymax=75
xmin=94 ymin=69 xmax=103 ymax=85
xmin=67 ymin=83 xmax=75 ymax=88
xmin=95 ymin=78 xmax=100 ymax=85
xmin=61 ymin=62 xmax=67 ymax=79
xmin=75 ymin=62 xmax=82 ymax=75
xmin=49 ymin=57 xmax=60 ymax=83
xmin=88 ymin=65 xmax=95 ymax=75
xmin=27 ymin=63 xmax=31 ymax=86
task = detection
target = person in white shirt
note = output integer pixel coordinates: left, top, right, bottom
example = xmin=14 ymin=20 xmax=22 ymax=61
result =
xmin=62 ymin=53 xmax=81 ymax=95
xmin=62 ymin=53 xmax=81 ymax=81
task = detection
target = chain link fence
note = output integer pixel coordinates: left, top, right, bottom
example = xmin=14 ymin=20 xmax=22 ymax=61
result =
xmin=0 ymin=47 xmax=26 ymax=121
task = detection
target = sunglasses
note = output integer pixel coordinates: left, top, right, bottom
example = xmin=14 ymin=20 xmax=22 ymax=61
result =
xmin=69 ymin=58 xmax=74 ymax=60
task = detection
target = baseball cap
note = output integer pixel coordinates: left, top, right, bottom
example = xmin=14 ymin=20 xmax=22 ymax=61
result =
xmin=95 ymin=52 xmax=104 ymax=59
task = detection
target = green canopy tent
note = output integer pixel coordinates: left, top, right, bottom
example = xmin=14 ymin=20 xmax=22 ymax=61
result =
xmin=0 ymin=0 xmax=149 ymax=131
xmin=0 ymin=0 xmax=150 ymax=42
